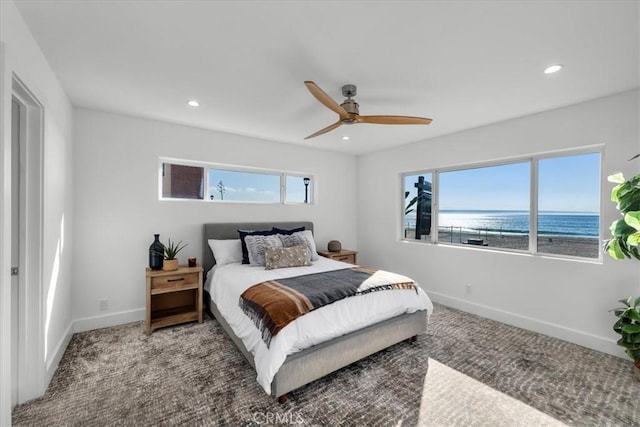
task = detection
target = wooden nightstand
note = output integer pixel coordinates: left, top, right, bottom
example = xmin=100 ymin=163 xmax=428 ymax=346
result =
xmin=145 ymin=265 xmax=203 ymax=335
xmin=317 ymin=249 xmax=358 ymax=265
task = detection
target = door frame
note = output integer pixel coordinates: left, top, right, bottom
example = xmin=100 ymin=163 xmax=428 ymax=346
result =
xmin=12 ymin=75 xmax=45 ymax=405
xmin=0 ymin=40 xmax=46 ymax=418
xmin=0 ymin=40 xmax=11 ymax=423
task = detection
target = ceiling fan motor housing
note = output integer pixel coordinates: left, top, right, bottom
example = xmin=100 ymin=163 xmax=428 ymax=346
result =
xmin=340 ymin=99 xmax=359 ymax=123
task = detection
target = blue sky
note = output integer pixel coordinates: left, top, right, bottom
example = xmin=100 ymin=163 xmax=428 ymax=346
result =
xmin=405 ymin=152 xmax=600 ymax=213
xmin=208 ymin=169 xmax=310 ymax=203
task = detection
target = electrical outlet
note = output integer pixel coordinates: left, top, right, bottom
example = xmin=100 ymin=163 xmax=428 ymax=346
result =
xmin=465 ymin=284 xmax=472 ymax=294
xmin=99 ymin=298 xmax=108 ymax=311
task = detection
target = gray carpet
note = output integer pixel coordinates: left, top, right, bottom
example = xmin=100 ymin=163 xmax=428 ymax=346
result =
xmin=12 ymin=304 xmax=640 ymax=426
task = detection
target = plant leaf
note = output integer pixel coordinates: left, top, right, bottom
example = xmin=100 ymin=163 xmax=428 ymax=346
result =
xmin=626 ymin=309 xmax=640 ymax=322
xmin=611 ymin=183 xmax=622 ymax=203
xmin=619 ymin=297 xmax=632 ymax=306
xmin=621 ymin=324 xmax=640 ymax=334
xmin=627 ymin=232 xmax=640 ymax=247
xmin=618 ymin=188 xmax=640 ymax=212
xmin=607 ymin=239 xmax=626 ymax=260
xmin=625 ymin=212 xmax=640 ymax=231
xmin=608 ymin=172 xmax=626 ymax=184
xmin=610 ymin=219 xmax=636 ymax=238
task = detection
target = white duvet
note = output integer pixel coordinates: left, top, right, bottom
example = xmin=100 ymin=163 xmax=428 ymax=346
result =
xmin=205 ymin=257 xmax=433 ymax=394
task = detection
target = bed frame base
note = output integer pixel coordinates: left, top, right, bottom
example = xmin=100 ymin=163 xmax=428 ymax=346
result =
xmin=207 ymin=295 xmax=427 ymax=400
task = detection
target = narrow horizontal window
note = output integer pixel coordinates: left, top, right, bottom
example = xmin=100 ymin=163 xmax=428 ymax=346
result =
xmin=159 ymin=158 xmax=314 ymax=205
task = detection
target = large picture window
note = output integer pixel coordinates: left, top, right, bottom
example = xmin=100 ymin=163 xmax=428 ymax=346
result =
xmin=160 ymin=160 xmax=314 ymax=204
xmin=438 ymin=162 xmax=530 ymax=251
xmin=401 ymin=149 xmax=601 ymax=260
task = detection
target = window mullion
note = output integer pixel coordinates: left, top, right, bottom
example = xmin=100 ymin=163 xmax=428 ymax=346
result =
xmin=530 ymin=158 xmax=538 ymax=254
xmin=281 ymin=174 xmax=285 ymax=204
xmin=432 ymin=171 xmax=439 ymax=244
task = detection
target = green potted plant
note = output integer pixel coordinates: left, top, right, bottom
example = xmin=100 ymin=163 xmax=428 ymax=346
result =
xmin=604 ymin=172 xmax=640 ymax=381
xmin=611 ymin=297 xmax=640 ymax=381
xmin=161 ymin=238 xmax=187 ymax=271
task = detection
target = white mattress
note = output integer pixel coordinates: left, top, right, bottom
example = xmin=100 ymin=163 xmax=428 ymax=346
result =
xmin=204 ymin=257 xmax=433 ymax=394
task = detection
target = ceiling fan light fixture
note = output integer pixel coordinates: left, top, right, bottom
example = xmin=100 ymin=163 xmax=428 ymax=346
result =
xmin=342 ymin=136 xmax=350 ymax=141
xmin=186 ymin=99 xmax=200 ymax=107
xmin=543 ymin=64 xmax=563 ymax=74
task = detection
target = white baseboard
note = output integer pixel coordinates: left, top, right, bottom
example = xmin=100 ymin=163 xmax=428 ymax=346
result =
xmin=73 ymin=308 xmax=145 ymax=333
xmin=46 ymin=323 xmax=73 ymax=385
xmin=428 ymin=291 xmax=627 ymax=360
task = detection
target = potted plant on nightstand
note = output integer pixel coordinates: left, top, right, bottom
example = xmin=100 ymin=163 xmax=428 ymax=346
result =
xmin=604 ymin=171 xmax=640 ymax=381
xmin=161 ymin=238 xmax=187 ymax=271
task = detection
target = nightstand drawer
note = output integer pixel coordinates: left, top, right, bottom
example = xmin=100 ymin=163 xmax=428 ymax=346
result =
xmin=317 ymin=249 xmax=358 ymax=265
xmin=334 ymin=254 xmax=355 ymax=263
xmin=150 ymin=272 xmax=199 ymax=294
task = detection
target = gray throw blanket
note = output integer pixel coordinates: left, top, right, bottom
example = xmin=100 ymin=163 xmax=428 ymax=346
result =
xmin=239 ymin=267 xmax=417 ymax=347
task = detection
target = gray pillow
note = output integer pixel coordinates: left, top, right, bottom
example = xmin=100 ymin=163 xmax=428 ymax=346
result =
xmin=265 ymin=245 xmax=311 ymax=270
xmin=245 ymin=234 xmax=282 ymax=267
xmin=277 ymin=230 xmax=319 ymax=261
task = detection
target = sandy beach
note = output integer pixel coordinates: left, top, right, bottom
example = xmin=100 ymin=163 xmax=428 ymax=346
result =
xmin=405 ymin=228 xmax=600 ymax=258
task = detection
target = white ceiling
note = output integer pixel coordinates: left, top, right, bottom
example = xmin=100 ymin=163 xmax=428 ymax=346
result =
xmin=13 ymin=0 xmax=640 ymax=155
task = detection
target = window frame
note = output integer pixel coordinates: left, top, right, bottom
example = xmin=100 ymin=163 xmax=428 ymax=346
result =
xmin=158 ymin=158 xmax=315 ymax=205
xmin=400 ymin=146 xmax=603 ymax=262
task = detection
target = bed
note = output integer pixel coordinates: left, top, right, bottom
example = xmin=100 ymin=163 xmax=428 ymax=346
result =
xmin=202 ymin=221 xmax=432 ymax=402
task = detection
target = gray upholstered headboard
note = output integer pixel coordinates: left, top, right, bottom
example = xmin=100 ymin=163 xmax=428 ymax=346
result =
xmin=202 ymin=221 xmax=314 ymax=277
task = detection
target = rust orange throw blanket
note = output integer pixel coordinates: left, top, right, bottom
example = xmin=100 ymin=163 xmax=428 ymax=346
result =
xmin=239 ymin=267 xmax=416 ymax=347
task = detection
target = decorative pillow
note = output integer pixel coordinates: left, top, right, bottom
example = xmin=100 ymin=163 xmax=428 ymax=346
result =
xmin=265 ymin=244 xmax=311 ymax=270
xmin=277 ymin=230 xmax=319 ymax=261
xmin=238 ymin=229 xmax=275 ymax=264
xmin=245 ymin=234 xmax=282 ymax=266
xmin=208 ymin=239 xmax=243 ymax=266
xmin=271 ymin=226 xmax=305 ymax=235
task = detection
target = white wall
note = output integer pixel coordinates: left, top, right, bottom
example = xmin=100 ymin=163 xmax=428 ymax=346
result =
xmin=72 ymin=108 xmax=358 ymax=329
xmin=0 ymin=0 xmax=74 ymax=421
xmin=357 ymin=90 xmax=640 ymax=358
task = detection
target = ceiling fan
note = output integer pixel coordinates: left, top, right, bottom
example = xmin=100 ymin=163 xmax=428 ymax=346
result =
xmin=303 ymin=81 xmax=432 ymax=140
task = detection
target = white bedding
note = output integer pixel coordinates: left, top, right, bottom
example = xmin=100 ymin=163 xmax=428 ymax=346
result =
xmin=205 ymin=257 xmax=433 ymax=394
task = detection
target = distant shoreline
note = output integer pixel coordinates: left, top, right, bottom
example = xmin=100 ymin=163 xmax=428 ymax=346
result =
xmin=404 ymin=228 xmax=600 ymax=258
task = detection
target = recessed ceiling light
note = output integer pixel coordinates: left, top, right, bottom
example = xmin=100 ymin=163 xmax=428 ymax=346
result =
xmin=342 ymin=136 xmax=350 ymax=141
xmin=187 ymin=100 xmax=200 ymax=107
xmin=543 ymin=64 xmax=563 ymax=74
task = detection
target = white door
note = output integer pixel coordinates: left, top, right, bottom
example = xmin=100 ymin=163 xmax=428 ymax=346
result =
xmin=10 ymin=97 xmax=21 ymax=408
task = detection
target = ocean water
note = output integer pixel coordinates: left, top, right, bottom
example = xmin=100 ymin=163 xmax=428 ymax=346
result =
xmin=406 ymin=210 xmax=599 ymax=237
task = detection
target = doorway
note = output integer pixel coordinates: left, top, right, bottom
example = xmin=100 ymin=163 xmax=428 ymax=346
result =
xmin=11 ymin=76 xmax=45 ymax=406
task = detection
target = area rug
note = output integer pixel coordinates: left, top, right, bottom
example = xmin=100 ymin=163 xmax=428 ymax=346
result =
xmin=12 ymin=304 xmax=639 ymax=426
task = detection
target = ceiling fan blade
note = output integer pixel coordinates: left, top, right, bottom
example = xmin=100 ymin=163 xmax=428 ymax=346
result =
xmin=304 ymin=120 xmax=343 ymax=140
xmin=304 ymin=81 xmax=348 ymax=117
xmin=357 ymin=115 xmax=433 ymax=125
